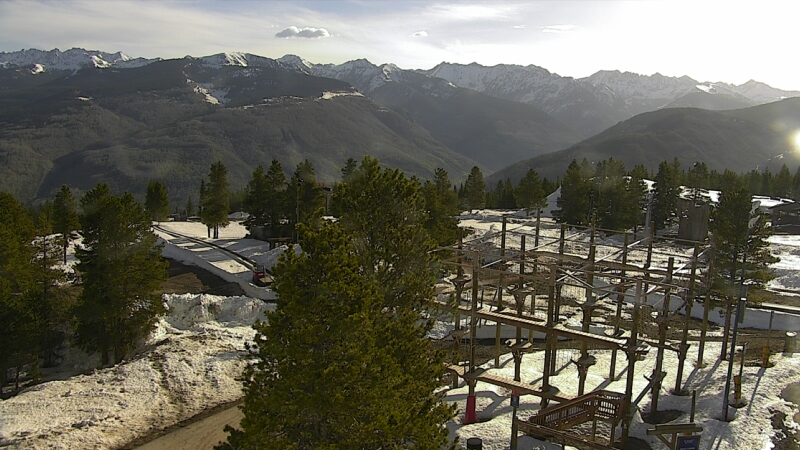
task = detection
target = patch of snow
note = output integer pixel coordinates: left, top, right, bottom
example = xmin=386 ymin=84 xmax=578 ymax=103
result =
xmin=319 ymin=91 xmax=363 ymax=100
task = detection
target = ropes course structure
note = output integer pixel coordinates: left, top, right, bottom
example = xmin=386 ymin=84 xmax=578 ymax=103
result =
xmin=437 ymin=216 xmax=711 ymax=448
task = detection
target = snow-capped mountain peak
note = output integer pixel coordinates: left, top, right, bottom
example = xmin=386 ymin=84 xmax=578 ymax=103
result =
xmin=277 ymin=54 xmax=313 ymax=73
xmin=0 ymin=47 xmax=158 ymax=72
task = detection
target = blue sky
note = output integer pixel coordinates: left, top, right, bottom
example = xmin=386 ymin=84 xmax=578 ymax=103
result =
xmin=1 ymin=0 xmax=798 ymax=90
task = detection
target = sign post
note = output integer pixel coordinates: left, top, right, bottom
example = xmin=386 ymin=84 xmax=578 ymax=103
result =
xmin=677 ymin=434 xmax=701 ymax=450
xmin=510 ymin=391 xmax=520 ymax=450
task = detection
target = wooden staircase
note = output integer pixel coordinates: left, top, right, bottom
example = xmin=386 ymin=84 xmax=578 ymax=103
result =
xmin=518 ymin=390 xmax=625 ymax=449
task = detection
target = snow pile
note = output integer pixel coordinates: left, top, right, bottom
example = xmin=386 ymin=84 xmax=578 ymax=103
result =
xmin=446 ymin=343 xmax=800 ymax=450
xmin=769 ymin=234 xmax=800 ymax=292
xmin=163 ymin=293 xmax=271 ymax=330
xmin=0 ymin=294 xmax=272 ymax=450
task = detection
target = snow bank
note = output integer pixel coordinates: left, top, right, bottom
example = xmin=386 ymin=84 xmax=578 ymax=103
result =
xmin=0 ymin=294 xmax=273 ymax=450
xmin=446 ymin=343 xmax=800 ymax=450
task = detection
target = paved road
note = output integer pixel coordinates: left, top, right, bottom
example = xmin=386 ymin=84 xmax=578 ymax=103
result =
xmin=134 ymin=406 xmax=243 ymax=450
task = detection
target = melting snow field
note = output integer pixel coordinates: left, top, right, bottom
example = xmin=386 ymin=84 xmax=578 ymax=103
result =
xmin=2 ymin=217 xmax=800 ymax=450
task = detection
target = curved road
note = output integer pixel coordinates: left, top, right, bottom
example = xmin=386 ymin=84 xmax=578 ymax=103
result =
xmin=134 ymin=405 xmax=243 ymax=450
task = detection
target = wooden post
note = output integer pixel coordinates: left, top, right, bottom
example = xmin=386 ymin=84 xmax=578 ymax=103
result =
xmin=645 ymin=221 xmax=655 ymax=268
xmin=698 ymin=248 xmax=715 ymax=368
xmin=621 ymin=280 xmax=642 ymax=447
xmin=610 ymin=233 xmax=629 ymax=380
xmin=721 ymin=301 xmax=732 ymax=361
xmin=541 ymin=263 xmax=557 ymax=409
xmin=578 ymin=238 xmax=596 ymax=396
xmin=651 ymin=257 xmax=673 ymax=414
xmin=675 ymin=245 xmax=699 ymax=394
xmin=495 ymin=217 xmax=507 ymax=367
xmin=465 ymin=253 xmax=480 ymax=424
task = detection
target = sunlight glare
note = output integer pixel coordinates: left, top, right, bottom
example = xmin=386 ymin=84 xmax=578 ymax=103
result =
xmin=794 ymin=130 xmax=800 ymax=152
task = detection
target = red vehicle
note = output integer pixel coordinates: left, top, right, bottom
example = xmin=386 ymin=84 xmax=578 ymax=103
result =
xmin=252 ymin=265 xmax=273 ymax=286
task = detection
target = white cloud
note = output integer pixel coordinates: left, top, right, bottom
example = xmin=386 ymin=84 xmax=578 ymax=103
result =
xmin=411 ymin=31 xmax=428 ymax=37
xmin=541 ymin=24 xmax=576 ymax=33
xmin=513 ymin=25 xmax=526 ymax=29
xmin=275 ymin=26 xmax=331 ymax=39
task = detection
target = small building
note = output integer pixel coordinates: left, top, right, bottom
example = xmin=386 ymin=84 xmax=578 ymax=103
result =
xmin=770 ymin=201 xmax=800 ymax=233
xmin=677 ymin=195 xmax=710 ymax=241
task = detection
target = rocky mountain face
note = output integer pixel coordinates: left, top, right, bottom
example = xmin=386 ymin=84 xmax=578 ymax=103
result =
xmin=3 ymin=47 xmax=799 ymax=203
xmin=281 ymin=57 xmax=582 ymax=170
xmin=424 ymin=62 xmax=632 ymax=138
xmin=0 ymin=53 xmax=477 ymax=203
xmin=425 ymin=63 xmax=800 ymax=138
xmin=0 ymin=47 xmax=157 ymax=71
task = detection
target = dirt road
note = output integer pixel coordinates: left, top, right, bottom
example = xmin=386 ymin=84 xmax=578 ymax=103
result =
xmin=134 ymin=405 xmax=243 ymax=450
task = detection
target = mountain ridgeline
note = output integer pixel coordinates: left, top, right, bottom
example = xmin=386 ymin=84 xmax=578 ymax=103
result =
xmin=488 ymin=98 xmax=800 ymax=186
xmin=1 ymin=47 xmax=800 ymax=204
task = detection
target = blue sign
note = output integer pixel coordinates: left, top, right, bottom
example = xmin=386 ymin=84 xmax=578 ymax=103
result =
xmin=510 ymin=395 xmax=519 ymax=408
xmin=677 ymin=435 xmax=700 ymax=450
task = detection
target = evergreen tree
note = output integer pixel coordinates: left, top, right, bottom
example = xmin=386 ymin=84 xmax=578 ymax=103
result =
xmin=628 ymin=164 xmax=650 ymax=231
xmin=0 ymin=192 xmax=39 ymax=389
xmin=515 ymin=169 xmax=546 ymax=216
xmin=31 ymin=200 xmax=72 ymax=367
xmin=422 ymin=168 xmax=460 ymax=247
xmin=145 ymin=180 xmax=170 ymax=223
xmin=773 ymin=164 xmax=792 ymax=198
xmin=743 ymin=169 xmax=762 ymax=195
xmin=74 ymin=184 xmax=168 ymax=366
xmin=593 ymin=158 xmax=635 ymax=231
xmin=186 ymin=195 xmax=195 ymax=217
xmin=243 ymin=161 xmax=288 ymax=236
xmin=652 ymin=159 xmax=681 ymax=230
xmin=218 ymin=224 xmax=455 ymax=450
xmin=498 ymin=179 xmax=516 ymax=209
xmin=200 ymin=161 xmax=230 ymax=239
xmin=341 ymin=157 xmax=358 ymax=182
xmin=710 ymin=183 xmax=778 ymax=303
xmin=792 ymin=166 xmax=800 ymax=199
xmin=686 ymin=162 xmax=710 ymax=189
xmin=463 ymin=166 xmax=485 ymax=212
xmin=554 ymin=159 xmax=592 ymax=226
xmin=53 ymin=185 xmax=79 ymax=264
xmin=243 ymin=165 xmax=270 ymax=228
xmin=332 ymin=156 xmax=435 ymax=311
xmin=287 ymin=160 xmax=324 ymax=237
xmin=760 ymin=168 xmax=773 ymax=196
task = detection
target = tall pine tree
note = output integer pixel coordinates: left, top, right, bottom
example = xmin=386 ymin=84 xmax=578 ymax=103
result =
xmin=218 ymin=223 xmax=455 ymax=450
xmin=145 ymin=180 xmax=170 ymax=223
xmin=200 ymin=161 xmax=230 ymax=239
xmin=710 ymin=183 xmax=778 ymax=302
xmin=652 ymin=159 xmax=681 ymax=230
xmin=422 ymin=168 xmax=460 ymax=247
xmin=53 ymin=185 xmax=79 ymax=264
xmin=462 ymin=166 xmax=486 ymax=213
xmin=515 ymin=168 xmax=546 ymax=216
xmin=554 ymin=159 xmax=593 ymax=226
xmin=0 ymin=192 xmax=39 ymax=389
xmin=74 ymin=184 xmax=168 ymax=366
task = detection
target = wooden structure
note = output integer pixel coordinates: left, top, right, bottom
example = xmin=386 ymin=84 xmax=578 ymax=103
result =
xmin=646 ymin=423 xmax=703 ymax=449
xmin=439 ymin=216 xmax=710 ymax=447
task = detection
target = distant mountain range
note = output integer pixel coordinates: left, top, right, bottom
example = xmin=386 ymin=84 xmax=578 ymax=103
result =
xmin=1 ymin=47 xmax=799 ymax=203
xmin=488 ymin=98 xmax=800 ymax=186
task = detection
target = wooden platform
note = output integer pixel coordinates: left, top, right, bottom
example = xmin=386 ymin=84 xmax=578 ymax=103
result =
xmin=445 ymin=302 xmax=650 ymax=355
xmin=447 ymin=365 xmax=570 ymax=402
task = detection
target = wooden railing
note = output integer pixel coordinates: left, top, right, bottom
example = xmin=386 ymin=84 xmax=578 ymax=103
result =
xmin=527 ymin=389 xmax=625 ymax=431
